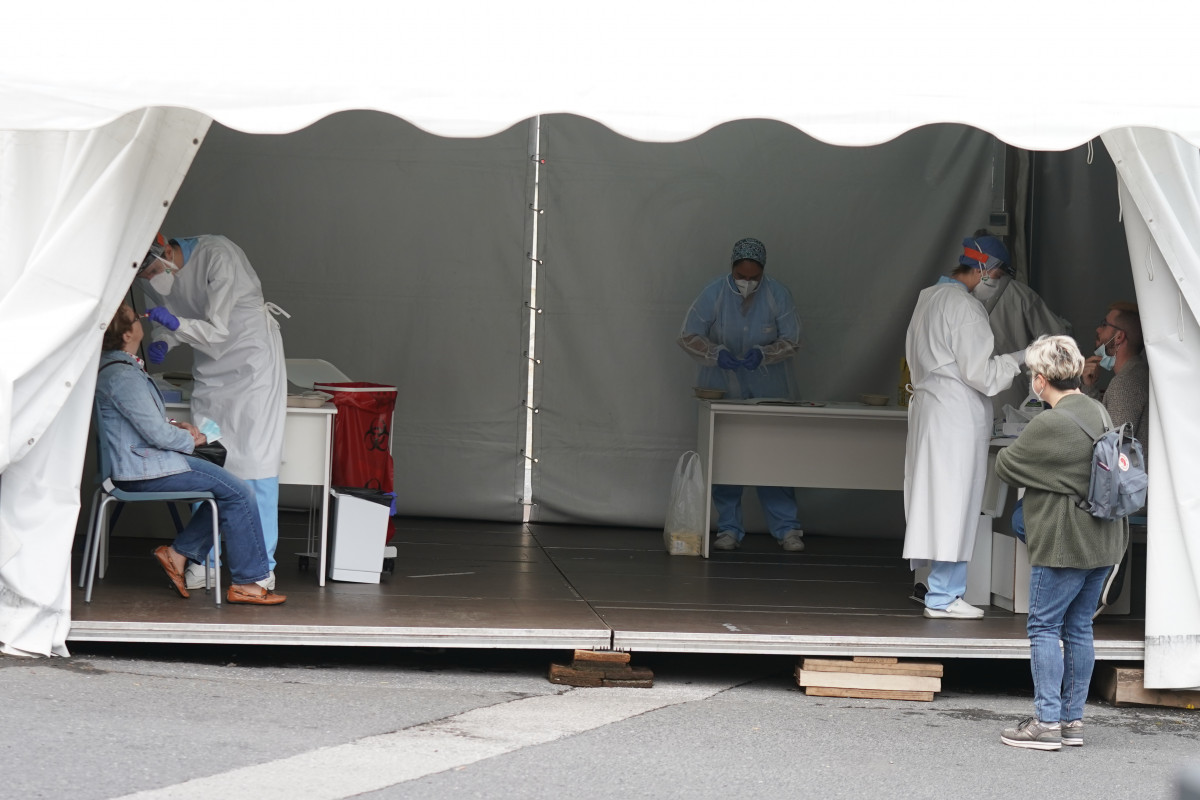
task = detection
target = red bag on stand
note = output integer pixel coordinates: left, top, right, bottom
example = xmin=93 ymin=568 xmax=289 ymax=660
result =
xmin=313 ymin=382 xmax=397 ymax=494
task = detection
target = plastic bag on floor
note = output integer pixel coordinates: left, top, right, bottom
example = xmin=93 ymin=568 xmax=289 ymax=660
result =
xmin=664 ymin=451 xmax=705 ymax=556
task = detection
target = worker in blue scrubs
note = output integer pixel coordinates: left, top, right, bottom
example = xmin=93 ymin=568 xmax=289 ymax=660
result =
xmin=678 ymin=237 xmax=805 ymax=551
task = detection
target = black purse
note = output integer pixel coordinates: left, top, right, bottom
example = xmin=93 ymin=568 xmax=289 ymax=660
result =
xmin=191 ymin=441 xmax=228 ymax=467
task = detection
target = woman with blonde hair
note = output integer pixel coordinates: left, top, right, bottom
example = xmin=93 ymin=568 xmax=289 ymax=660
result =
xmin=994 ymin=335 xmax=1128 ymax=750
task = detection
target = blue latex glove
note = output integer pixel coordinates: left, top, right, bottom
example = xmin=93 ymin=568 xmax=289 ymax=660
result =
xmin=717 ymin=349 xmax=741 ymax=370
xmin=147 ymin=341 xmax=169 ymax=364
xmin=146 ymin=306 xmax=180 ymax=331
xmin=741 ymin=348 xmax=763 ymax=370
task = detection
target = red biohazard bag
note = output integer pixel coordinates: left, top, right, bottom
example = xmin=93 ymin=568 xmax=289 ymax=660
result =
xmin=313 ymin=382 xmax=397 ymax=493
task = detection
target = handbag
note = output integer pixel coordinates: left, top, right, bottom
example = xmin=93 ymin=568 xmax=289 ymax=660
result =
xmin=191 ymin=441 xmax=228 ymax=467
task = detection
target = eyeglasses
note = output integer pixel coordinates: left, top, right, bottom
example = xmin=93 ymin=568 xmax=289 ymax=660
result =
xmin=1097 ymin=318 xmax=1125 ymax=333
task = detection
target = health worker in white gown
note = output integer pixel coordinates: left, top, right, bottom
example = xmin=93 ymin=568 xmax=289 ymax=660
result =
xmin=971 ymin=230 xmax=1070 ymax=414
xmin=138 ymin=234 xmax=288 ymax=589
xmin=903 ymin=234 xmax=1023 ymax=619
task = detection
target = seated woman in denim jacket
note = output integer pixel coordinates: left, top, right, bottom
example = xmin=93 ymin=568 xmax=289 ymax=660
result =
xmin=94 ymin=304 xmax=286 ymax=605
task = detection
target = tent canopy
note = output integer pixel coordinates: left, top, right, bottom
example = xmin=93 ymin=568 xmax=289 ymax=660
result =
xmin=3 ymin=3 xmax=1199 ymax=687
xmin=4 ymin=2 xmax=1200 ymax=147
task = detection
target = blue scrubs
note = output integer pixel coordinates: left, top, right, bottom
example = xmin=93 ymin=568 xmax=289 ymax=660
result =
xmin=680 ymin=274 xmax=803 ymax=543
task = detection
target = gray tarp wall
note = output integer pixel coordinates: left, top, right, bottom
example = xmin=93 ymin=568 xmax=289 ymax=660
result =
xmin=158 ymin=112 xmax=1130 ymax=535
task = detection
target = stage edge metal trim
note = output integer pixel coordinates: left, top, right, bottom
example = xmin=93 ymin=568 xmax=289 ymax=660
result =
xmin=611 ymin=632 xmax=1145 ymax=660
xmin=68 ymin=622 xmax=612 ymax=651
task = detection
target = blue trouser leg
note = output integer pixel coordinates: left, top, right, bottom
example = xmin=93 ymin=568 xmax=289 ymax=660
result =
xmin=1027 ymin=565 xmax=1108 ymax=723
xmin=712 ymin=484 xmax=745 ymax=541
xmin=756 ymin=486 xmax=799 ymax=539
xmin=925 ymin=560 xmax=969 ymax=610
xmin=117 ymin=456 xmax=271 ymax=586
xmin=246 ymin=476 xmax=279 ymax=572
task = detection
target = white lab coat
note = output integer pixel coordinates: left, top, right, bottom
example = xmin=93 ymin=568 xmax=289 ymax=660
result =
xmin=984 ymin=277 xmax=1070 ymax=413
xmin=903 ymin=279 xmax=1021 ymax=563
xmin=144 ymin=235 xmax=287 ymax=479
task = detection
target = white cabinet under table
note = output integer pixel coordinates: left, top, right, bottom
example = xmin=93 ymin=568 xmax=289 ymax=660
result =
xmin=696 ymin=400 xmax=909 ymax=556
xmin=167 ymin=401 xmax=337 ymax=585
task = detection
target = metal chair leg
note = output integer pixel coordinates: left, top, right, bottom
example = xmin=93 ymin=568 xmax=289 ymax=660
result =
xmin=78 ymin=488 xmax=102 ymax=589
xmin=85 ymin=496 xmax=113 ymax=604
xmin=208 ymin=499 xmax=221 ymax=606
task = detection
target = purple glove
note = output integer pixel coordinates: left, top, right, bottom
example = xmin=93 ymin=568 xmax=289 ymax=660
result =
xmin=147 ymin=341 xmax=169 ymax=364
xmin=741 ymin=348 xmax=763 ymax=370
xmin=717 ymin=349 xmax=741 ymax=370
xmin=146 ymin=306 xmax=180 ymax=331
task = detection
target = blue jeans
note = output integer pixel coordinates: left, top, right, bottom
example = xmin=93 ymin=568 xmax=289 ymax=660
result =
xmin=116 ymin=456 xmax=271 ymax=586
xmin=246 ymin=477 xmax=279 ymax=571
xmin=925 ymin=560 xmax=969 ymax=610
xmin=1027 ymin=565 xmax=1109 ymax=722
xmin=712 ymin=484 xmax=800 ymax=542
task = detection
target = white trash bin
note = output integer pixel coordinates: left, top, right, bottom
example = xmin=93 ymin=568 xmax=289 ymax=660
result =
xmin=327 ymin=487 xmax=392 ymax=583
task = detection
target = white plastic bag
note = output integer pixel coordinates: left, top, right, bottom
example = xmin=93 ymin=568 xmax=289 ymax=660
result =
xmin=663 ymin=451 xmax=705 ymax=556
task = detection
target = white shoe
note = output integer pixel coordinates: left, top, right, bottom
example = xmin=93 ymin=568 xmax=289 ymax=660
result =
xmin=779 ymin=530 xmax=805 ymax=552
xmin=712 ymin=532 xmax=740 ymax=551
xmin=256 ymin=571 xmax=276 ymax=591
xmin=923 ymin=597 xmax=985 ymax=619
xmin=184 ymin=561 xmax=216 ymax=590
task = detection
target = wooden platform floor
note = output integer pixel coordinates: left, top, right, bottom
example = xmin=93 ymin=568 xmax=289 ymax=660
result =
xmin=68 ymin=515 xmax=1145 ymax=659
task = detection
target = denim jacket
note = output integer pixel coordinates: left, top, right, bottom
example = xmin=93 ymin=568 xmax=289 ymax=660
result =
xmin=95 ymin=350 xmax=194 ymax=481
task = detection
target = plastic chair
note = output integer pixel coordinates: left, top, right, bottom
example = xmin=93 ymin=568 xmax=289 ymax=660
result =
xmin=80 ymin=403 xmax=223 ymax=605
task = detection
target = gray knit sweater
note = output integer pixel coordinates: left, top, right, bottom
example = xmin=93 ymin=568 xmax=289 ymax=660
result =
xmin=994 ymin=393 xmax=1129 ymax=568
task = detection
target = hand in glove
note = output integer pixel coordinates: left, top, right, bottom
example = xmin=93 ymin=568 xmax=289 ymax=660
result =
xmin=717 ymin=349 xmax=741 ymax=370
xmin=147 ymin=341 xmax=169 ymax=364
xmin=741 ymin=348 xmax=763 ymax=370
xmin=1006 ymin=349 xmax=1026 ymax=366
xmin=146 ymin=306 xmax=180 ymax=331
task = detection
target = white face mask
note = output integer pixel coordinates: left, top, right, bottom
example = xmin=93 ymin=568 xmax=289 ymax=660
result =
xmin=734 ymin=279 xmax=759 ymax=298
xmin=149 ymin=269 xmax=175 ymax=296
xmin=146 ymin=255 xmax=176 ymax=295
xmin=972 ymin=271 xmax=1001 ymax=301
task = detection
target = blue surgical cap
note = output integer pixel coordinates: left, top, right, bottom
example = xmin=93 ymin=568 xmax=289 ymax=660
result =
xmin=731 ymin=237 xmax=767 ymax=268
xmin=959 ymin=235 xmax=1012 ymax=275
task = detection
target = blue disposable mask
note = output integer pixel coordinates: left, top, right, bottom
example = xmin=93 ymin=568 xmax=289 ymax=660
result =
xmin=1094 ymin=339 xmax=1117 ymax=371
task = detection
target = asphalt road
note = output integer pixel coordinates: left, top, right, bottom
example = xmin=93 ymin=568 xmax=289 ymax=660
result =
xmin=3 ymin=645 xmax=1198 ymax=799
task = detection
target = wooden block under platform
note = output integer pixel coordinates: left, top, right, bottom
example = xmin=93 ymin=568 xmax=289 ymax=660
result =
xmin=796 ymin=656 xmax=944 ymax=701
xmin=805 ymin=686 xmax=935 ymax=702
xmin=548 ymin=651 xmax=653 ymax=688
xmin=1095 ymin=664 xmax=1200 ymax=710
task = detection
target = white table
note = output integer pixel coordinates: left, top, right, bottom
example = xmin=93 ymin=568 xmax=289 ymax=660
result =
xmin=167 ymin=401 xmax=337 ymax=585
xmin=697 ymin=400 xmax=909 ymax=556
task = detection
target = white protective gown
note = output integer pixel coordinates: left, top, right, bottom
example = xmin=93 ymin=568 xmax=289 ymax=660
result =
xmin=983 ymin=277 xmax=1070 ymax=413
xmin=143 ymin=235 xmax=287 ymax=479
xmin=903 ymin=278 xmax=1021 ymax=563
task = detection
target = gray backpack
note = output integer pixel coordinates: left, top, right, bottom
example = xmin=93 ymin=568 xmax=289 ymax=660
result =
xmin=1056 ymin=406 xmax=1148 ymax=520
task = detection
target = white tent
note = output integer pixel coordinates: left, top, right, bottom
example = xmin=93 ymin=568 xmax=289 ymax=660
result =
xmin=1 ymin=4 xmax=1198 ymax=686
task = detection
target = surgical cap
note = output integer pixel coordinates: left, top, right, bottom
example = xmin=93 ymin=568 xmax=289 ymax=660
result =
xmin=959 ymin=235 xmax=1012 ymax=275
xmin=730 ymin=237 xmax=767 ymax=268
xmin=139 ymin=232 xmax=167 ymax=273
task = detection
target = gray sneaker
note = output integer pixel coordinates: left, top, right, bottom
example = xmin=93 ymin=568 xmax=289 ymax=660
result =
xmin=1061 ymin=719 xmax=1083 ymax=746
xmin=779 ymin=530 xmax=805 ymax=551
xmin=1001 ymin=717 xmax=1062 ymax=750
xmin=712 ymin=532 xmax=740 ymax=551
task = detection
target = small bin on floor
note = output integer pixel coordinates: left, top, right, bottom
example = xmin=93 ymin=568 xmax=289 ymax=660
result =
xmin=328 ymin=487 xmax=393 ymax=583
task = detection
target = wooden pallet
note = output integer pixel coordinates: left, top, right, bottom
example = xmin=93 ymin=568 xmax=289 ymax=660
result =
xmin=548 ymin=649 xmax=654 ymax=688
xmin=796 ymin=656 xmax=942 ymax=701
xmin=1095 ymin=663 xmax=1200 ymax=709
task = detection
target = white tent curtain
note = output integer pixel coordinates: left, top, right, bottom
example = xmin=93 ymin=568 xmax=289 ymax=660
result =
xmin=0 ymin=108 xmax=209 ymax=656
xmin=1102 ymin=128 xmax=1200 ymax=689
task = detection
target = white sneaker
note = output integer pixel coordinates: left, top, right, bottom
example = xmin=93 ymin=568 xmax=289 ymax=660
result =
xmin=780 ymin=530 xmax=805 ymax=552
xmin=256 ymin=571 xmax=276 ymax=591
xmin=923 ymin=597 xmax=985 ymax=619
xmin=712 ymin=532 xmax=740 ymax=551
xmin=184 ymin=561 xmax=216 ymax=590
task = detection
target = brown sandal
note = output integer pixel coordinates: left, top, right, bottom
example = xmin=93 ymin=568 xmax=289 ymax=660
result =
xmin=152 ymin=545 xmax=189 ymax=599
